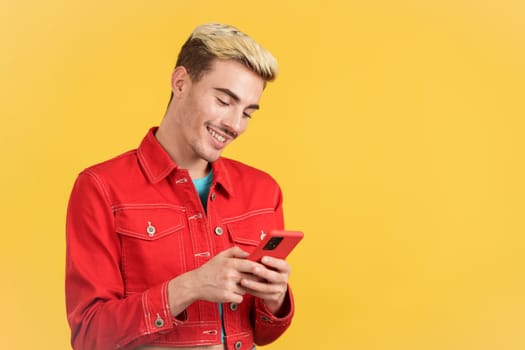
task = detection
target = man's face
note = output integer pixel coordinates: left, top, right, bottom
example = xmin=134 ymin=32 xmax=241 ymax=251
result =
xmin=171 ymin=59 xmax=265 ymax=165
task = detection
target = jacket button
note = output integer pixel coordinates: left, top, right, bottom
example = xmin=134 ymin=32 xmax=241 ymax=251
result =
xmin=210 ymin=192 xmax=216 ymax=201
xmin=234 ymin=341 xmax=242 ymax=349
xmin=154 ymin=315 xmax=164 ymax=328
xmin=146 ymin=222 xmax=156 ymax=236
xmin=260 ymin=315 xmax=271 ymax=322
xmin=214 ymin=226 xmax=223 ymax=236
xmin=230 ymin=302 xmax=238 ymax=311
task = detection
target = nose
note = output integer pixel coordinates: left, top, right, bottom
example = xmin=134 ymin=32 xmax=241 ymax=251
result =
xmin=221 ymin=109 xmax=245 ymax=135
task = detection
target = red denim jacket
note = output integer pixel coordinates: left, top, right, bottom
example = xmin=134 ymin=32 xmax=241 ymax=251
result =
xmin=66 ymin=128 xmax=294 ymax=350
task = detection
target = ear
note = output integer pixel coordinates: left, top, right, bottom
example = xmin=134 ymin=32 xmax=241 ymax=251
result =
xmin=171 ymin=66 xmax=190 ymax=97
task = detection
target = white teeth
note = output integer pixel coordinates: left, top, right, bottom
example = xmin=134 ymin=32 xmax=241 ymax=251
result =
xmin=208 ymin=127 xmax=226 ymax=143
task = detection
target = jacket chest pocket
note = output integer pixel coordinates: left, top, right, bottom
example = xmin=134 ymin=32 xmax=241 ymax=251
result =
xmin=224 ymin=209 xmax=281 ymax=254
xmin=115 ymin=205 xmax=187 ymax=293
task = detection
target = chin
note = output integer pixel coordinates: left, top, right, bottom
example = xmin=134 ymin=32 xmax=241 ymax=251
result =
xmin=201 ymin=151 xmax=221 ymax=163
xmin=206 ymin=155 xmax=221 ymax=163
xmin=193 ymin=143 xmax=222 ymax=163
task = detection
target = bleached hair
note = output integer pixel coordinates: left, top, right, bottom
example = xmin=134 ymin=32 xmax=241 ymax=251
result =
xmin=176 ymin=23 xmax=278 ymax=82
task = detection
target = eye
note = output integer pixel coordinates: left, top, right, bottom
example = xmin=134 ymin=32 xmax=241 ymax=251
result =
xmin=216 ymin=98 xmax=229 ymax=106
xmin=243 ymin=112 xmax=252 ymax=119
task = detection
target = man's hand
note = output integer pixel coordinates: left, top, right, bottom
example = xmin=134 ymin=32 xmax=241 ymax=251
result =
xmin=239 ymin=255 xmax=291 ymax=315
xmin=167 ymin=246 xmax=257 ymax=316
xmin=167 ymin=247 xmax=290 ymax=317
xmin=191 ymin=246 xmax=260 ymax=304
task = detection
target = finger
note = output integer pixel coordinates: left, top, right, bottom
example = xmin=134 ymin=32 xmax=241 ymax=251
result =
xmin=260 ymin=256 xmax=291 ymax=274
xmin=238 ymin=271 xmax=265 ymax=284
xmin=221 ymin=278 xmax=249 ymax=301
xmin=240 ymin=278 xmax=288 ymax=296
xmin=231 ymin=257 xmax=263 ymax=274
xmin=249 ymin=264 xmax=289 ymax=285
xmin=222 ymin=290 xmax=244 ymax=304
xmin=220 ymin=246 xmax=250 ymax=259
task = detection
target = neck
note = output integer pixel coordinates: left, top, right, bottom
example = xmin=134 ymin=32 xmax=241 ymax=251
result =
xmin=155 ymin=124 xmax=211 ymax=180
xmin=188 ymin=163 xmax=211 ymax=179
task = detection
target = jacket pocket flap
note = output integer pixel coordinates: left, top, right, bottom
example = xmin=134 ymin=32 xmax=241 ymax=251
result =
xmin=225 ymin=209 xmax=279 ymax=247
xmin=115 ymin=205 xmax=185 ymax=241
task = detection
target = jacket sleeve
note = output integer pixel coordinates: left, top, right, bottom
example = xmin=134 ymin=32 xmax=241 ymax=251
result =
xmin=252 ymin=184 xmax=295 ymax=345
xmin=65 ymin=171 xmax=184 ymax=350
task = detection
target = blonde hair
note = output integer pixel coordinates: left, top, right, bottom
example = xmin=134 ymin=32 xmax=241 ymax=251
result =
xmin=176 ymin=23 xmax=278 ymax=82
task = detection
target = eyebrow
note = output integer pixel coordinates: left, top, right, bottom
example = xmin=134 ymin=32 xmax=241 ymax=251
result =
xmin=213 ymin=88 xmax=260 ymax=110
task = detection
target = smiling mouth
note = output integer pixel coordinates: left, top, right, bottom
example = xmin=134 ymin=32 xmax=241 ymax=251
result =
xmin=207 ymin=126 xmax=228 ymax=143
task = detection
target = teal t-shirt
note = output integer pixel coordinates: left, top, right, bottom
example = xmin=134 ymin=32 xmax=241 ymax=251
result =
xmin=192 ymin=170 xmax=213 ymax=211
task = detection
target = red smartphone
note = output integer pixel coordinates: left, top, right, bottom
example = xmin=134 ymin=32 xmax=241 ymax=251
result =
xmin=247 ymin=230 xmax=304 ymax=261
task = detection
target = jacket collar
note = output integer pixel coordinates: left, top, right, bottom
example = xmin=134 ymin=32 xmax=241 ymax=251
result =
xmin=137 ymin=127 xmax=234 ymax=196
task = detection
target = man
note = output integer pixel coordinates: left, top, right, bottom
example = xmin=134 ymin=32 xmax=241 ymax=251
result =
xmin=66 ymin=23 xmax=294 ymax=350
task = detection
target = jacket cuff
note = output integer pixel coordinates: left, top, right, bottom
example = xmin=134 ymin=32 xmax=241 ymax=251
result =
xmin=142 ymin=281 xmax=180 ymax=334
xmin=254 ymin=286 xmax=294 ymax=326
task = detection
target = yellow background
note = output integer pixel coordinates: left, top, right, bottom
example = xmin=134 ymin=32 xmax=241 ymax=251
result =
xmin=2 ymin=0 xmax=524 ymax=349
